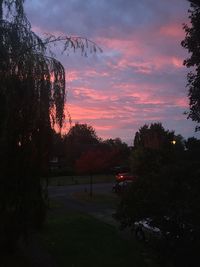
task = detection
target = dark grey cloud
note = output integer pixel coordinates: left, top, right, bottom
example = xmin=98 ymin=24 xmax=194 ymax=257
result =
xmin=24 ymin=0 xmax=189 ymax=38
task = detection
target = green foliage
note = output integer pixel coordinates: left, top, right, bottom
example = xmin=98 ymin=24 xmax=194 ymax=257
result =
xmin=182 ymin=0 xmax=200 ymax=127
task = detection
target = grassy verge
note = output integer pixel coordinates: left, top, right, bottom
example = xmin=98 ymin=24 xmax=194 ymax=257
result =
xmin=72 ymin=191 xmax=120 ymax=208
xmin=47 ymin=174 xmax=115 ymax=186
xmin=2 ymin=198 xmax=159 ymax=267
xmin=2 ymin=249 xmax=31 ymax=267
xmin=38 ymin=209 xmax=159 ymax=267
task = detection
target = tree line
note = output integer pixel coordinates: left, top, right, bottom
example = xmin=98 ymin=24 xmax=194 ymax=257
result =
xmin=0 ymin=1 xmax=200 ymax=265
xmin=49 ymin=123 xmax=130 ymax=176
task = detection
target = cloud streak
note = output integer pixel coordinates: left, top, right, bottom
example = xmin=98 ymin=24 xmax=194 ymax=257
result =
xmin=25 ymin=0 xmax=199 ymax=144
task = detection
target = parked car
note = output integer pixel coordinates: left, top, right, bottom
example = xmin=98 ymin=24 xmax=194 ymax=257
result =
xmin=134 ymin=218 xmax=161 ymax=241
xmin=134 ymin=217 xmax=195 ymax=243
xmin=115 ymin=172 xmax=136 ymax=182
xmin=112 ymin=180 xmax=133 ymax=194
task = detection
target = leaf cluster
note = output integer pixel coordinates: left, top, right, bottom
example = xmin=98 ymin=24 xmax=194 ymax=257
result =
xmin=182 ymin=0 xmax=200 ymax=125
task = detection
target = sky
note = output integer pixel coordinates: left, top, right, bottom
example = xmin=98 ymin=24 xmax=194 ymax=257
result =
xmin=24 ymin=0 xmax=200 ymax=145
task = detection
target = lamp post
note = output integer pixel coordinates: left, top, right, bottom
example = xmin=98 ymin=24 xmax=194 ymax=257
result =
xmin=89 ymin=173 xmax=93 ymax=198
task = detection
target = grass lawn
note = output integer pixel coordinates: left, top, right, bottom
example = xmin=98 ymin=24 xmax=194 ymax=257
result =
xmin=2 ymin=249 xmax=31 ymax=267
xmin=47 ymin=174 xmax=115 ymax=186
xmin=72 ymin=191 xmax=120 ymax=209
xmin=38 ymin=209 xmax=159 ymax=267
xmin=2 ymin=181 xmax=160 ymax=267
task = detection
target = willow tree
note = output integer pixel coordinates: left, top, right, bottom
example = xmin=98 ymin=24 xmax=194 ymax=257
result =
xmin=0 ymin=0 xmax=101 ymax=250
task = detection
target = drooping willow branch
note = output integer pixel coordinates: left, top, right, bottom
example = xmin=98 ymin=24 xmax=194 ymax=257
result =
xmin=0 ymin=0 xmax=103 ymax=249
xmin=0 ymin=17 xmax=102 ymax=130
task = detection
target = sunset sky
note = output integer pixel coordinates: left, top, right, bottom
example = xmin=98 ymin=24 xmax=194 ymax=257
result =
xmin=25 ymin=0 xmax=199 ymax=144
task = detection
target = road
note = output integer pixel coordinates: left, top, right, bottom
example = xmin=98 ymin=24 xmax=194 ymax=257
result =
xmin=48 ymin=182 xmax=113 ymax=197
xmin=48 ymin=182 xmax=132 ymax=239
xmin=48 ymin=182 xmax=116 ymax=214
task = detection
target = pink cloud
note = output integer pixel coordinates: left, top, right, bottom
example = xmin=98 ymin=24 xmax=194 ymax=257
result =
xmin=175 ymin=97 xmax=188 ymax=108
xmin=159 ymin=23 xmax=184 ymax=39
xmin=172 ymin=57 xmax=183 ymax=68
xmin=98 ymin=36 xmax=143 ymax=54
xmin=25 ymin=0 xmax=199 ymax=143
xmin=66 ymin=71 xmax=80 ymax=82
xmin=73 ymin=87 xmax=108 ymax=101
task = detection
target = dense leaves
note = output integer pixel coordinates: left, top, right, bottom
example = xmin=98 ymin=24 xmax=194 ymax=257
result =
xmin=76 ymin=145 xmax=124 ymax=175
xmin=182 ymin=0 xmax=200 ymax=127
xmin=63 ymin=123 xmax=100 ymax=171
xmin=116 ymin=123 xmax=200 ymax=266
xmin=130 ymin=123 xmax=177 ymax=175
xmin=0 ymin=0 xmax=66 ymax=251
xmin=63 ymin=124 xmax=130 ymax=174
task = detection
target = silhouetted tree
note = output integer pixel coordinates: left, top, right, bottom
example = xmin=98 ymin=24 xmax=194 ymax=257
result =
xmin=76 ymin=148 xmax=107 ymax=175
xmin=130 ymin=123 xmax=177 ymax=175
xmin=115 ymin=123 xmax=200 ymax=266
xmin=103 ymin=138 xmax=130 ymax=171
xmin=185 ymin=136 xmax=200 ymax=151
xmin=0 ymin=0 xmax=100 ymax=251
xmin=64 ymin=123 xmax=100 ymax=170
xmin=76 ymin=145 xmax=123 ymax=175
xmin=182 ymin=0 xmax=200 ymax=129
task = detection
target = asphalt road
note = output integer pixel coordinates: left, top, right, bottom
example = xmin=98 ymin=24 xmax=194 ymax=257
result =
xmin=48 ymin=183 xmax=115 ymax=214
xmin=48 ymin=182 xmax=113 ymax=197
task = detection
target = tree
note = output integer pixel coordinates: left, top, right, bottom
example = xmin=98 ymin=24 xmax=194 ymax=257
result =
xmin=115 ymin=123 xmax=200 ymax=266
xmin=130 ymin=123 xmax=179 ymax=175
xmin=66 ymin=123 xmax=100 ymax=145
xmin=76 ymin=146 xmax=120 ymax=175
xmin=182 ymin=0 xmax=200 ymax=129
xmin=64 ymin=123 xmax=100 ymax=171
xmin=0 ymin=0 xmax=100 ymax=251
xmin=75 ymin=137 xmax=130 ymax=176
xmin=103 ymin=138 xmax=130 ymax=171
